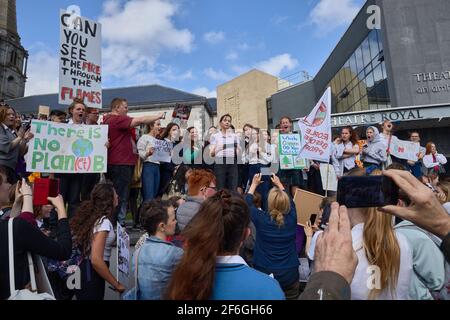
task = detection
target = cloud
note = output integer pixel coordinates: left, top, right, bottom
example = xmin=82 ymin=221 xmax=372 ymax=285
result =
xmin=270 ymin=15 xmax=289 ymax=25
xmin=204 ymin=68 xmax=232 ymax=81
xmin=203 ymin=31 xmax=225 ymax=44
xmin=193 ymin=87 xmax=217 ymax=98
xmin=226 ymin=52 xmax=238 ymax=61
xmin=310 ymin=0 xmax=362 ymax=36
xmin=25 ymin=49 xmax=59 ymax=96
xmin=99 ymin=0 xmax=194 ymax=86
xmin=255 ymin=54 xmax=299 ymax=77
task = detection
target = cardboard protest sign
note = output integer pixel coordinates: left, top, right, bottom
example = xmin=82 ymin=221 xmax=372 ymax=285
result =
xmin=59 ymin=9 xmax=102 ymax=108
xmin=152 ymin=139 xmax=173 ymax=163
xmin=38 ymin=106 xmax=50 ymax=118
xmin=390 ymin=139 xmax=420 ymax=162
xmin=25 ymin=120 xmax=108 ymax=173
xmin=278 ymin=134 xmax=307 ymax=170
xmin=117 ymin=224 xmax=130 ymax=290
xmin=320 ymin=163 xmax=338 ymax=192
xmin=298 ymin=88 xmax=332 ymax=162
xmin=294 ymin=189 xmax=324 ymax=226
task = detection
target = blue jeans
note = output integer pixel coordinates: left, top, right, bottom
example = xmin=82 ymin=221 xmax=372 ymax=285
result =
xmin=142 ymin=162 xmax=160 ymax=202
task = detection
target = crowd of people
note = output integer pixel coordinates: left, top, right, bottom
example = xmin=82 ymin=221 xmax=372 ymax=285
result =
xmin=0 ymin=97 xmax=449 ymax=301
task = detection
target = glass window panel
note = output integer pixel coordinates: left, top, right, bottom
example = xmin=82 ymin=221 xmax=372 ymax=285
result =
xmin=365 ymin=72 xmax=375 ymax=91
xmin=381 ymin=61 xmax=388 ymax=80
xmin=361 ymin=38 xmax=371 ymax=68
xmin=355 ymin=47 xmax=364 ymax=73
xmin=349 ymin=54 xmax=358 ymax=80
xmin=351 ymin=85 xmax=361 ymax=102
xmin=368 ymin=30 xmax=380 ymax=60
xmin=360 ymin=95 xmax=369 ymax=111
xmin=358 ymin=81 xmax=367 ymax=98
xmin=373 ymin=63 xmax=383 ymax=84
xmin=353 ymin=99 xmax=362 ymax=112
xmin=340 ymin=70 xmax=347 ymax=90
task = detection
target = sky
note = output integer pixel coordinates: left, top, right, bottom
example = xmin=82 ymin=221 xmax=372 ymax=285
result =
xmin=16 ymin=0 xmax=366 ymax=98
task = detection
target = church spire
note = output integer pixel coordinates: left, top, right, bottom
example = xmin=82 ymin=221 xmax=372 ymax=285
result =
xmin=0 ymin=0 xmax=18 ymax=36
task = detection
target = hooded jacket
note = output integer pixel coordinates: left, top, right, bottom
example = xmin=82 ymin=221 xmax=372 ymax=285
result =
xmin=362 ymin=126 xmax=387 ymax=165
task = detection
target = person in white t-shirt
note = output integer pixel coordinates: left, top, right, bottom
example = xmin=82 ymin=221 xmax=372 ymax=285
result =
xmin=71 ymin=183 xmax=125 ymax=300
xmin=346 ymin=168 xmax=413 ymax=300
xmin=210 ymin=114 xmax=241 ymax=191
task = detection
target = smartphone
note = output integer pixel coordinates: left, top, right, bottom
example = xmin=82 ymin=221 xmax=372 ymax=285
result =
xmin=162 ymin=112 xmax=167 ymax=120
xmin=261 ymin=167 xmax=272 ymax=176
xmin=22 ymin=120 xmax=31 ymax=131
xmin=33 ymin=178 xmax=60 ymax=206
xmin=320 ymin=204 xmax=332 ymax=229
xmin=337 ymin=176 xmax=399 ymax=208
xmin=309 ymin=214 xmax=317 ymax=225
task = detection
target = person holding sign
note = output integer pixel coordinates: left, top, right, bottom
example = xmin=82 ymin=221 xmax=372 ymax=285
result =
xmin=278 ymin=116 xmax=305 ymax=197
xmin=210 ymin=114 xmax=241 ymax=191
xmin=137 ymin=121 xmax=162 ymax=202
xmin=55 ymin=99 xmax=86 ymax=219
xmin=423 ymin=142 xmax=447 ymax=179
xmin=103 ymin=98 xmax=164 ymax=227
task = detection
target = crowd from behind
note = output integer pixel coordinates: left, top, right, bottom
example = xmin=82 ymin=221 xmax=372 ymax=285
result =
xmin=0 ymin=98 xmax=449 ymax=301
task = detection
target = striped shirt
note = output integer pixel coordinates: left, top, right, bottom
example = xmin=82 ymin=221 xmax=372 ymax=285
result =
xmin=210 ymin=131 xmax=239 ymax=158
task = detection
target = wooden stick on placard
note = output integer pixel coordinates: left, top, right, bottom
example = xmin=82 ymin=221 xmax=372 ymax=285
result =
xmin=325 ymin=163 xmax=330 ymax=198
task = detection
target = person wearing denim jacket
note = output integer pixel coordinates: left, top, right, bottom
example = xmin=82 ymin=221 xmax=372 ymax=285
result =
xmin=132 ymin=200 xmax=183 ymax=300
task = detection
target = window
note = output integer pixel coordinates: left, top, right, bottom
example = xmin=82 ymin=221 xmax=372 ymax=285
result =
xmin=361 ymin=38 xmax=371 ymax=68
xmin=355 ymin=47 xmax=364 ymax=73
xmin=368 ymin=30 xmax=380 ymax=60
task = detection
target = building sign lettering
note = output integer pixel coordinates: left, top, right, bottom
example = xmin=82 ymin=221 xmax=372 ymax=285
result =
xmin=413 ymin=71 xmax=450 ymax=95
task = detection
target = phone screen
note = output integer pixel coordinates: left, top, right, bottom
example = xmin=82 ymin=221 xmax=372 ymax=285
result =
xmin=320 ymin=204 xmax=331 ymax=229
xmin=337 ymin=176 xmax=399 ymax=208
xmin=260 ymin=167 xmax=272 ymax=176
xmin=309 ymin=214 xmax=317 ymax=225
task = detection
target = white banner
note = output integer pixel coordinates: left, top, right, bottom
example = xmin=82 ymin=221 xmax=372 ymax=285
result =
xmin=25 ymin=120 xmax=108 ymax=173
xmin=298 ymin=88 xmax=332 ymax=162
xmin=390 ymin=139 xmax=421 ymax=162
xmin=59 ymin=9 xmax=102 ymax=108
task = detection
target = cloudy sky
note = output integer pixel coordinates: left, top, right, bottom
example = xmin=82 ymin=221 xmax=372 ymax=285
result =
xmin=17 ymin=0 xmax=365 ymax=98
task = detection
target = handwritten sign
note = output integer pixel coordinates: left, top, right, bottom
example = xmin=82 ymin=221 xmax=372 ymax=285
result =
xmin=298 ymin=88 xmax=332 ymax=162
xmin=390 ymin=139 xmax=421 ymax=162
xmin=117 ymin=224 xmax=130 ymax=291
xmin=59 ymin=9 xmax=102 ymax=108
xmin=278 ymin=134 xmax=307 ymax=170
xmin=25 ymin=120 xmax=108 ymax=173
xmin=152 ymin=139 xmax=173 ymax=163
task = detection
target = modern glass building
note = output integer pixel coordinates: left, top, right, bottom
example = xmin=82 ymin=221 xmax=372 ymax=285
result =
xmin=268 ymin=0 xmax=450 ymax=154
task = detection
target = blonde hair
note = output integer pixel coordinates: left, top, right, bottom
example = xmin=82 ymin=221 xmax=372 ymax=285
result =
xmin=362 ymin=169 xmax=400 ymax=300
xmin=267 ymin=188 xmax=290 ymax=227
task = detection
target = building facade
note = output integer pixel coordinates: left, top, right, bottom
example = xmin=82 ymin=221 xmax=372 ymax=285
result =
xmin=269 ymin=0 xmax=450 ymax=155
xmin=217 ymin=69 xmax=278 ymax=129
xmin=0 ymin=0 xmax=28 ymax=100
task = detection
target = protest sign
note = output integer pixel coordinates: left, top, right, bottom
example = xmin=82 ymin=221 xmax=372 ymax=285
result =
xmin=320 ymin=163 xmax=338 ymax=192
xmin=172 ymin=104 xmax=192 ymax=121
xmin=117 ymin=224 xmax=130 ymax=290
xmin=298 ymin=88 xmax=332 ymax=162
xmin=294 ymin=189 xmax=324 ymax=226
xmin=25 ymin=120 xmax=108 ymax=173
xmin=38 ymin=106 xmax=50 ymax=118
xmin=59 ymin=9 xmax=102 ymax=108
xmin=278 ymin=134 xmax=307 ymax=170
xmin=390 ymin=139 xmax=420 ymax=161
xmin=152 ymin=139 xmax=173 ymax=163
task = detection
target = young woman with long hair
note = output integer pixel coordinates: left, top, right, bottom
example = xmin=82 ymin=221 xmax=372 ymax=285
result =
xmin=182 ymin=127 xmax=203 ymax=170
xmin=158 ymin=123 xmax=180 ymax=197
xmin=423 ymin=142 xmax=447 ymax=179
xmin=137 ymin=120 xmax=162 ymax=201
xmin=166 ymin=190 xmax=284 ymax=300
xmin=335 ymin=126 xmax=360 ymax=176
xmin=71 ymin=183 xmax=126 ymax=300
xmin=346 ymin=168 xmax=412 ymax=299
